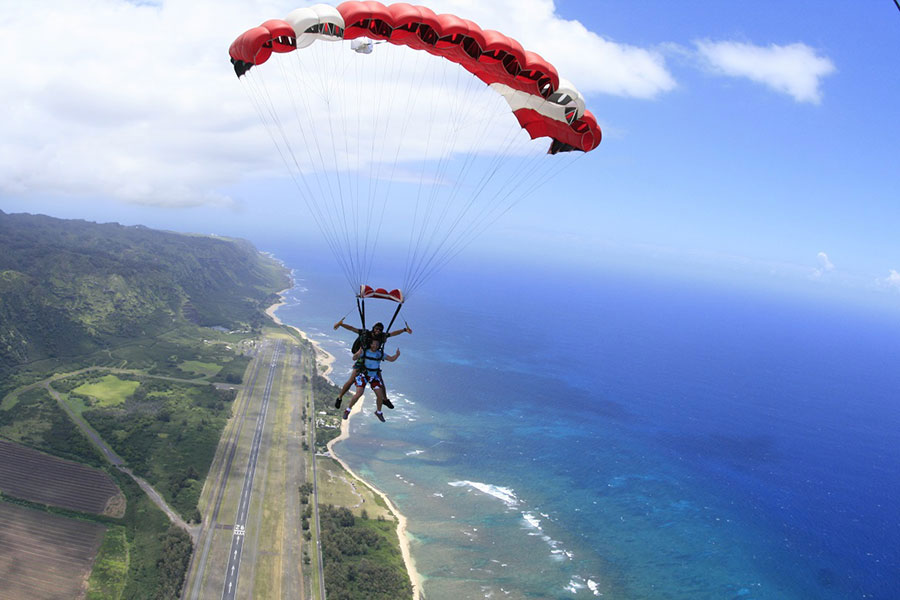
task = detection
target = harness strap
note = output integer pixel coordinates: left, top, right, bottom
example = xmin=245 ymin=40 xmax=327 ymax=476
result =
xmin=383 ymin=302 xmax=404 ymax=349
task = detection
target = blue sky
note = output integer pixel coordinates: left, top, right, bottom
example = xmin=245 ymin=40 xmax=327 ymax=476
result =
xmin=2 ymin=1 xmax=899 ymax=309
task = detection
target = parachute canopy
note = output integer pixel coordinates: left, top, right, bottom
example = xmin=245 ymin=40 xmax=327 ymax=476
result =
xmin=230 ymin=2 xmax=600 ymax=153
xmin=230 ymin=2 xmax=601 ymax=300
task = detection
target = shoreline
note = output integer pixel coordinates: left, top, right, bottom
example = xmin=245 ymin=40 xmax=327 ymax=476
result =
xmin=266 ymin=290 xmax=423 ymax=599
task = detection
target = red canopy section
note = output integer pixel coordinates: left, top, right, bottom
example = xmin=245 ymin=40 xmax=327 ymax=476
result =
xmin=359 ymin=285 xmax=404 ymax=303
xmin=228 ymin=2 xmax=601 ymax=153
xmin=335 ymin=1 xmax=600 ymax=152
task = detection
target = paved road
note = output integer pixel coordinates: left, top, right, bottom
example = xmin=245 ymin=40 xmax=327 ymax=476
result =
xmin=186 ymin=342 xmax=267 ymax=600
xmin=221 ymin=341 xmax=282 ymax=600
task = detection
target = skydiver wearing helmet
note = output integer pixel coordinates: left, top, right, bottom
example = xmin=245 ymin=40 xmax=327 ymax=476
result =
xmin=339 ymin=336 xmax=400 ymax=422
xmin=333 ymin=319 xmax=411 ymax=410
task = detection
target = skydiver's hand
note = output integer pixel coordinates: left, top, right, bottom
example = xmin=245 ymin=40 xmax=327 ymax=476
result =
xmin=405 ymin=326 xmax=412 ymax=334
xmin=334 ymin=319 xmax=344 ymax=330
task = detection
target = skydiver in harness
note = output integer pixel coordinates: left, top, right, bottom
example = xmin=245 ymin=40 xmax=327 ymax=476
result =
xmin=333 ymin=319 xmax=411 ymax=409
xmin=340 ymin=335 xmax=400 ymax=422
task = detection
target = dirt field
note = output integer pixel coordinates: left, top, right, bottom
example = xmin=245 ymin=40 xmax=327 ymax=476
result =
xmin=0 ymin=502 xmax=106 ymax=600
xmin=0 ymin=439 xmax=124 ymax=516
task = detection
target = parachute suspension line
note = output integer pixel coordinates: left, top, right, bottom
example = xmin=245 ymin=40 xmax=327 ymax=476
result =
xmin=361 ymin=46 xmax=437 ymax=289
xmin=275 ymin=55 xmax=357 ymax=297
xmin=334 ymin=43 xmax=365 ymax=291
xmin=403 ymin=52 xmax=444 ymax=293
xmin=284 ymin=45 xmax=361 ymax=297
xmin=403 ymin=90 xmax=576 ymax=297
xmin=358 ymin=41 xmax=397 ymax=290
xmin=422 ymin=132 xmax=587 ymax=290
xmin=273 ymin=50 xmax=360 ymax=298
xmin=402 ymin=55 xmax=495 ymax=296
xmin=321 ymin=47 xmax=357 ymax=291
xmin=241 ymin=68 xmax=356 ymax=293
xmin=403 ymin=100 xmax=531 ymax=296
xmin=293 ymin=43 xmax=356 ymax=292
xmin=405 ymin=58 xmax=482 ymax=286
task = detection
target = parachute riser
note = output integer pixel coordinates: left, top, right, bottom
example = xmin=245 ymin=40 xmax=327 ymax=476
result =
xmin=385 ymin=302 xmax=404 ymax=345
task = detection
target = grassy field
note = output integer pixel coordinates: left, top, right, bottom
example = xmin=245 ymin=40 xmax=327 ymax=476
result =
xmin=179 ymin=360 xmax=222 ymax=378
xmin=86 ymin=525 xmax=129 ymax=600
xmin=317 ymin=457 xmax=394 ymax=522
xmin=73 ymin=374 xmax=140 ymax=407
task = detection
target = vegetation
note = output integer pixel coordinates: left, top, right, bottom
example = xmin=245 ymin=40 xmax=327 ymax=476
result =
xmin=86 ymin=525 xmax=129 ymax=600
xmin=210 ymin=353 xmax=251 ymax=384
xmin=0 ymin=210 xmax=289 ymax=387
xmin=0 ymin=387 xmax=105 ymax=467
xmin=319 ymin=505 xmax=412 ymax=600
xmin=313 ymin=373 xmax=343 ymax=450
xmin=111 ymin=472 xmax=194 ymax=600
xmin=79 ymin=378 xmax=236 ymax=521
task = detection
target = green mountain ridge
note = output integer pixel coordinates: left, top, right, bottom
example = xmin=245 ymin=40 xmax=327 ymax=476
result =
xmin=0 ymin=210 xmax=290 ymax=374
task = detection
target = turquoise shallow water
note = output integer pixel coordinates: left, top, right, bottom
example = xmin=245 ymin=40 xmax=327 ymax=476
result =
xmin=272 ymin=251 xmax=900 ymax=600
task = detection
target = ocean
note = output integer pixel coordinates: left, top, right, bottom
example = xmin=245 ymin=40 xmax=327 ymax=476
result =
xmin=268 ymin=247 xmax=900 ymax=600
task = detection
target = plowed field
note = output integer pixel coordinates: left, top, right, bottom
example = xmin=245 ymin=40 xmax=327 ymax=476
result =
xmin=0 ymin=440 xmax=124 ymax=516
xmin=0 ymin=502 xmax=105 ymax=600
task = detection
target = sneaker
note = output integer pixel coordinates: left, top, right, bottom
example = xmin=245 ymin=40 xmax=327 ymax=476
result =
xmin=375 ymin=411 xmax=385 ymax=422
xmin=343 ymin=408 xmax=351 ymax=420
xmin=382 ymin=397 xmax=394 ymax=410
xmin=335 ymin=396 xmax=342 ymax=409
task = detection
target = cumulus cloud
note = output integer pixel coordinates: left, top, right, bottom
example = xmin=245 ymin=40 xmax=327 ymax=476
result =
xmin=876 ymin=269 xmax=900 ymax=292
xmin=694 ymin=40 xmax=835 ymax=103
xmin=810 ymin=251 xmax=836 ymax=279
xmin=0 ymin=0 xmax=675 ymax=208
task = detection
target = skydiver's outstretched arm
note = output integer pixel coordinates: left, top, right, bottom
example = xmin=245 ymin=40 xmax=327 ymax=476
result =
xmin=387 ymin=324 xmax=412 ymax=338
xmin=384 ymin=348 xmax=400 ymax=362
xmin=334 ymin=318 xmax=362 ymax=334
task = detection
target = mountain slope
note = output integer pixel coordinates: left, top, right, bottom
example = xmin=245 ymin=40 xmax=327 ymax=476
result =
xmin=0 ymin=210 xmax=289 ymax=372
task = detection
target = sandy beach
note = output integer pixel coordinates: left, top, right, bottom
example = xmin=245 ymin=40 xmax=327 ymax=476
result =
xmin=266 ymin=291 xmax=423 ymax=599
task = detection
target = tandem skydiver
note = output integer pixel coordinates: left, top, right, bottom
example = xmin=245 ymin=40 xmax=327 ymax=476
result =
xmin=339 ymin=335 xmax=401 ymax=422
xmin=333 ymin=318 xmax=411 ymax=409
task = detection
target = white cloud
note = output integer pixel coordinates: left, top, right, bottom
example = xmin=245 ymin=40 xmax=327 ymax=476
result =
xmin=817 ymin=252 xmax=835 ymax=271
xmin=435 ymin=0 xmax=675 ymax=98
xmin=876 ymin=269 xmax=900 ymax=292
xmin=694 ymin=40 xmax=835 ymax=104
xmin=810 ymin=251 xmax=836 ymax=279
xmin=0 ymin=0 xmax=675 ymax=208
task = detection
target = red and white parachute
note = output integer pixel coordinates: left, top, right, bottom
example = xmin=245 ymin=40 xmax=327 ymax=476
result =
xmin=230 ymin=2 xmax=601 ymax=301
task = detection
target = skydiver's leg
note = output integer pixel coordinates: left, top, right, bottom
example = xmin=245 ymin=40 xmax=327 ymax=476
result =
xmin=373 ymin=378 xmax=386 ymax=422
xmin=343 ymin=377 xmax=366 ymax=419
xmin=336 ymin=368 xmax=360 ymax=407
xmin=380 ymin=373 xmax=394 ymax=409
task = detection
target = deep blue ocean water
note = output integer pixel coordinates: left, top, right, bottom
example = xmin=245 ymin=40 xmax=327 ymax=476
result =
xmin=269 ymin=247 xmax=900 ymax=599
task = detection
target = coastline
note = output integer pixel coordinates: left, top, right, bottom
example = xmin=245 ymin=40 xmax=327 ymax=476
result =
xmin=266 ymin=291 xmax=423 ymax=599
xmin=265 ymin=291 xmax=335 ymax=379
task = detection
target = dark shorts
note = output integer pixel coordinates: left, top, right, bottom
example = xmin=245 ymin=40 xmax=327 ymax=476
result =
xmin=354 ymin=372 xmax=383 ymax=390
